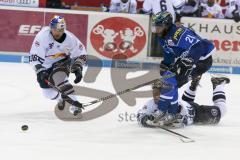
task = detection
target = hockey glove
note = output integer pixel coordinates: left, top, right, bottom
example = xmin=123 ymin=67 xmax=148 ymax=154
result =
xmin=172 ymin=58 xmax=195 ymax=87
xmin=137 ymin=113 xmax=150 ymax=127
xmin=233 ymin=13 xmax=240 ymax=23
xmin=71 ymin=58 xmax=83 ymax=84
xmin=174 ymin=57 xmax=194 ymax=77
xmin=73 ymin=69 xmax=82 ymax=84
xmin=35 ymin=64 xmax=49 ymax=86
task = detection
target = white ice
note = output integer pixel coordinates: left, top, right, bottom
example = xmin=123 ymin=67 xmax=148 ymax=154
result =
xmin=0 ymin=62 xmax=240 ymax=160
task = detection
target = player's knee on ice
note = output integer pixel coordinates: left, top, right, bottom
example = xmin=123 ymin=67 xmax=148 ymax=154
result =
xmin=42 ymin=88 xmax=61 ymax=100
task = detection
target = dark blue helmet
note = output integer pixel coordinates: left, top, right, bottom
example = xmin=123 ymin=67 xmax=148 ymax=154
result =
xmin=152 ymin=11 xmax=173 ymax=27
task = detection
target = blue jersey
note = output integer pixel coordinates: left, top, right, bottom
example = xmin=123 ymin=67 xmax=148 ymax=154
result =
xmin=159 ymin=24 xmax=215 ymax=66
xmin=157 ymin=71 xmax=179 ymax=115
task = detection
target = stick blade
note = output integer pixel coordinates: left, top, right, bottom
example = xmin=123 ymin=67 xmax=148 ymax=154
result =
xmin=180 ymin=137 xmax=195 ymax=143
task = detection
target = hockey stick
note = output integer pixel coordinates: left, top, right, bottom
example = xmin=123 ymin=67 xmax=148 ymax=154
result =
xmin=45 ymin=79 xmax=84 ymax=110
xmin=82 ymin=73 xmax=175 ymax=107
xmin=146 ymin=122 xmax=194 ymax=143
xmin=157 ymin=126 xmax=195 ymax=143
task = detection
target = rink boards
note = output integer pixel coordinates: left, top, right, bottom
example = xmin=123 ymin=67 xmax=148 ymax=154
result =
xmin=0 ymin=6 xmax=240 ymax=74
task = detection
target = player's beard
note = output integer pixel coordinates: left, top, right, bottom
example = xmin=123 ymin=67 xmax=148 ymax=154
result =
xmin=157 ymin=29 xmax=168 ymax=38
xmin=51 ymin=32 xmax=64 ymax=40
xmin=54 ymin=35 xmax=60 ymax=40
xmin=152 ymin=25 xmax=169 ymax=38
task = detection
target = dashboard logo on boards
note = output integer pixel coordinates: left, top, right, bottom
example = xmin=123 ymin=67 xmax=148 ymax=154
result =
xmin=90 ymin=17 xmax=146 ymax=59
xmin=18 ymin=25 xmax=42 ymax=36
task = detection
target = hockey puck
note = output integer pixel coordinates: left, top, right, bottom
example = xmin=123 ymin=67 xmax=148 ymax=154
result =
xmin=21 ymin=125 xmax=28 ymax=131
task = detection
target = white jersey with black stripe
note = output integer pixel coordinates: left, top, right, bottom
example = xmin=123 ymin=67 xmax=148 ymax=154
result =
xmin=109 ymin=0 xmax=137 ymax=13
xmin=225 ymin=0 xmax=238 ymax=18
xmin=29 ymin=27 xmax=87 ymax=69
xmin=142 ymin=0 xmax=186 ymax=22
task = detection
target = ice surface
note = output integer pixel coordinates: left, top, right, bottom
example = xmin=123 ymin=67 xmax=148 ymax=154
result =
xmin=0 ymin=62 xmax=240 ymax=160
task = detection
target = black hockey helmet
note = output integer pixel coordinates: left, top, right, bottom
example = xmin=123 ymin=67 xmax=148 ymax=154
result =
xmin=121 ymin=0 xmax=129 ymax=3
xmin=151 ymin=11 xmax=173 ymax=27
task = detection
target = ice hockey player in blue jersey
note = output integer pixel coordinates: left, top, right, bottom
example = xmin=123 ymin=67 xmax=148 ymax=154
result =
xmin=137 ymin=71 xmax=184 ymax=127
xmin=151 ymin=11 xmax=215 ymax=90
xmin=137 ymin=71 xmax=230 ymax=128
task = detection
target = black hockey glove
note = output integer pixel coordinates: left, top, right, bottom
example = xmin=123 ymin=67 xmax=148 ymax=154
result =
xmin=39 ymin=70 xmax=49 ymax=82
xmin=173 ymin=57 xmax=194 ymax=77
xmin=71 ymin=58 xmax=83 ymax=84
xmin=35 ymin=64 xmax=49 ymax=86
xmin=73 ymin=69 xmax=82 ymax=84
xmin=233 ymin=13 xmax=240 ymax=23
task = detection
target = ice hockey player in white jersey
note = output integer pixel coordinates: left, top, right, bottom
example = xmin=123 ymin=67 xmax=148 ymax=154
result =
xmin=200 ymin=0 xmax=224 ymax=18
xmin=140 ymin=0 xmax=186 ymax=22
xmin=109 ymin=0 xmax=137 ymax=13
xmin=137 ymin=71 xmax=230 ymax=128
xmin=29 ymin=15 xmax=87 ymax=116
xmin=224 ymin=0 xmax=240 ymax=21
xmin=181 ymin=0 xmax=201 ymax=17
